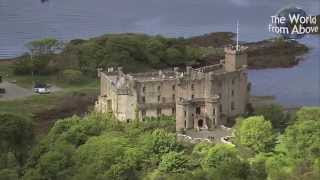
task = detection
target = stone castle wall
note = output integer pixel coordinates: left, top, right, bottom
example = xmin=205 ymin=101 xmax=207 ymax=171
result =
xmin=95 ymin=46 xmax=250 ymax=130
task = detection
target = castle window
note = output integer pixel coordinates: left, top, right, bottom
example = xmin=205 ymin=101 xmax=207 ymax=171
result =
xmin=231 ymin=90 xmax=234 ymax=96
xmin=142 ymin=86 xmax=146 ymax=93
xmin=158 ymin=96 xmax=161 ymax=102
xmin=172 ymin=108 xmax=176 ymax=115
xmin=142 ymin=96 xmax=146 ymax=103
xmin=172 ymin=94 xmax=175 ymax=101
xmin=158 ymin=85 xmax=161 ymax=91
xmin=192 ymin=94 xmax=194 ymax=99
xmin=196 ymin=107 xmax=201 ymax=114
xmin=191 ymin=84 xmax=194 ymax=90
xmin=172 ymin=85 xmax=176 ymax=90
xmin=179 ymin=97 xmax=183 ymax=101
xmin=157 ymin=108 xmax=162 ymax=116
xmin=231 ymin=102 xmax=235 ymax=111
xmin=184 ymin=111 xmax=186 ymax=117
xmin=219 ymin=104 xmax=222 ymax=113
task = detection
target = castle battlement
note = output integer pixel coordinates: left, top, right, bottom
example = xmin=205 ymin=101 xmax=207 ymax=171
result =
xmin=224 ymin=45 xmax=248 ymax=55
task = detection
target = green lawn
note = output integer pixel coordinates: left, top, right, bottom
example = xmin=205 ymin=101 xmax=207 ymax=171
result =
xmin=0 ymin=60 xmax=99 ymax=118
xmin=0 ymin=85 xmax=98 ymax=117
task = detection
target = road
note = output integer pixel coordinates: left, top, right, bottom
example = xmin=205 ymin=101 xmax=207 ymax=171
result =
xmin=0 ymin=81 xmax=62 ymax=101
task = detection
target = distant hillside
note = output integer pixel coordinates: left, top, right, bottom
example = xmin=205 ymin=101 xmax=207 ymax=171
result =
xmin=11 ymin=32 xmax=309 ymax=77
xmin=186 ymin=32 xmax=234 ymax=47
xmin=244 ymin=39 xmax=308 ymax=69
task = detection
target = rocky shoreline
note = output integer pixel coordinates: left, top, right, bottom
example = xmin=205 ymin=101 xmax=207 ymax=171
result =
xmin=186 ymin=32 xmax=309 ymax=69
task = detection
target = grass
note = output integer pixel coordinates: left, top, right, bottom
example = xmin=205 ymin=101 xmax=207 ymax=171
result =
xmin=0 ymin=86 xmax=98 ymax=117
xmin=0 ymin=60 xmax=99 ymax=120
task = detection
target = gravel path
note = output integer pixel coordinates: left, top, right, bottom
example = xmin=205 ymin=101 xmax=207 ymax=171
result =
xmin=185 ymin=127 xmax=232 ymax=143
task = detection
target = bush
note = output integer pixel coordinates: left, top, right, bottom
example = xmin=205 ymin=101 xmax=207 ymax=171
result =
xmin=13 ymin=57 xmax=33 ymax=75
xmin=61 ymin=69 xmax=83 ymax=84
xmin=158 ymin=152 xmax=188 ymax=173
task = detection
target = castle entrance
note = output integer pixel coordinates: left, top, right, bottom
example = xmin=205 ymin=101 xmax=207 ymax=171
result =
xmin=198 ymin=119 xmax=204 ymax=128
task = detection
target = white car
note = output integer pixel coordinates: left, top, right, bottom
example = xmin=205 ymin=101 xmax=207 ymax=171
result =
xmin=35 ymin=88 xmax=50 ymax=94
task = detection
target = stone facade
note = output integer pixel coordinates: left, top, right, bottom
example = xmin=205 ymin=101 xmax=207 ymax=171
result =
xmin=95 ymin=45 xmax=250 ymax=131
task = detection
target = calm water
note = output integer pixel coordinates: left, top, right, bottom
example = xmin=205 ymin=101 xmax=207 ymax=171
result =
xmin=0 ymin=0 xmax=319 ymax=106
xmin=248 ymin=36 xmax=320 ymax=107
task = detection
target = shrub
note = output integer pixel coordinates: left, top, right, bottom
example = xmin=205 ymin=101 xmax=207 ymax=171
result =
xmin=61 ymin=69 xmax=83 ymax=84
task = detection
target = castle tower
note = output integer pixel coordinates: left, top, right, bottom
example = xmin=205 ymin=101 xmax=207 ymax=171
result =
xmin=224 ymin=21 xmax=247 ymax=72
xmin=224 ymin=45 xmax=247 ymax=72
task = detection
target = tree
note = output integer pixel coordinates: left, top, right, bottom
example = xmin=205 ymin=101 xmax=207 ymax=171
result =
xmin=26 ymin=38 xmax=63 ymax=56
xmin=248 ymin=153 xmax=270 ymax=180
xmin=13 ymin=55 xmax=34 ymax=75
xmin=192 ymin=142 xmax=214 ymax=157
xmin=0 ymin=169 xmax=18 ymax=180
xmin=265 ymin=154 xmax=293 ymax=180
xmin=144 ymin=129 xmax=180 ymax=156
xmin=277 ymin=120 xmax=320 ymax=160
xmin=145 ymin=38 xmax=166 ymax=67
xmin=296 ymin=107 xmax=320 ymax=121
xmin=61 ymin=69 xmax=83 ymax=84
xmin=202 ymin=144 xmax=248 ymax=180
xmin=37 ymin=141 xmax=75 ymax=180
xmin=72 ymin=132 xmax=139 ymax=179
xmin=235 ymin=116 xmax=276 ymax=153
xmin=0 ymin=113 xmax=34 ymax=170
xmin=158 ymin=152 xmax=188 ymax=173
xmin=254 ymin=104 xmax=289 ymax=131
xmin=165 ymin=48 xmax=184 ymax=65
xmin=265 ymin=118 xmax=320 ymax=180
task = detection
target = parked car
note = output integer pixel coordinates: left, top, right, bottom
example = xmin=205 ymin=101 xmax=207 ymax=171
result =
xmin=38 ymin=88 xmax=50 ymax=94
xmin=34 ymin=83 xmax=50 ymax=94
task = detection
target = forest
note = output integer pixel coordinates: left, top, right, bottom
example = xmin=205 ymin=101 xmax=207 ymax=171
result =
xmin=0 ymin=106 xmax=319 ymax=180
xmin=12 ymin=32 xmax=308 ymax=81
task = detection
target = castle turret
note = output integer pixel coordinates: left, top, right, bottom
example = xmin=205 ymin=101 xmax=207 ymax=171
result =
xmin=224 ymin=45 xmax=247 ymax=72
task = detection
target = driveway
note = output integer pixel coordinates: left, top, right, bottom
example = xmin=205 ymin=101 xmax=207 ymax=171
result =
xmin=0 ymin=81 xmax=33 ymax=101
xmin=0 ymin=81 xmax=62 ymax=101
xmin=185 ymin=127 xmax=232 ymax=144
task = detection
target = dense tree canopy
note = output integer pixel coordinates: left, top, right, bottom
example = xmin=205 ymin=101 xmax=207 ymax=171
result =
xmin=14 ymin=34 xmax=203 ymax=77
xmin=1 ymin=107 xmax=319 ymax=180
xmin=0 ymin=114 xmax=34 ymax=170
xmin=235 ymin=116 xmax=276 ymax=153
xmin=254 ymin=104 xmax=291 ymax=132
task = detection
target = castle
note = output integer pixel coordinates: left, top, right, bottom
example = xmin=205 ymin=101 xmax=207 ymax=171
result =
xmin=95 ymin=45 xmax=250 ymax=131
